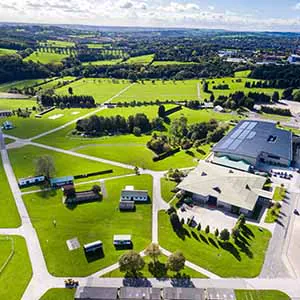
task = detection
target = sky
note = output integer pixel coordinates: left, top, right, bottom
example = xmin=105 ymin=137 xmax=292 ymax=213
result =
xmin=1 ymin=0 xmax=300 ymax=32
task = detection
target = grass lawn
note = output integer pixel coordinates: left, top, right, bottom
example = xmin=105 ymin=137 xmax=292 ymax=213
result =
xmin=0 ymin=48 xmax=18 ymax=56
xmin=55 ymin=78 xmax=131 ymax=104
xmin=273 ymin=186 xmax=286 ymax=201
xmin=234 ymin=70 xmax=251 ymax=78
xmin=160 ymin=178 xmax=178 ymax=203
xmin=1 ymin=107 xmax=96 ymax=139
xmin=8 ymin=144 xmax=133 ymax=186
xmin=4 ymin=137 xmax=15 ymax=145
xmin=37 ymin=77 xmax=75 ymax=91
xmin=0 ymin=98 xmax=37 ymax=110
xmin=201 ymin=77 xmax=283 ymax=100
xmin=152 ymin=61 xmax=198 ymax=66
xmin=113 ymin=80 xmax=200 ymax=102
xmin=104 ymin=255 xmax=207 ymax=278
xmin=235 ymin=290 xmax=290 ymax=300
xmin=82 ymin=59 xmax=122 ymax=66
xmin=158 ymin=211 xmax=271 ymax=277
xmin=260 ymin=113 xmax=291 ymax=122
xmin=0 ymin=157 xmax=21 ymax=227
xmin=87 ymin=43 xmax=107 ymax=49
xmin=0 ymin=235 xmax=32 ymax=300
xmin=40 ymin=288 xmax=75 ymax=300
xmin=23 ymin=175 xmax=152 ymax=276
xmin=24 ymin=51 xmax=69 ymax=65
xmin=0 ymin=79 xmax=48 ymax=92
xmin=40 ymin=40 xmax=75 ymax=48
xmin=124 ymin=54 xmax=154 ymax=65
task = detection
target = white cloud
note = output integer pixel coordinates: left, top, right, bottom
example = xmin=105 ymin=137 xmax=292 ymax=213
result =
xmin=294 ymin=2 xmax=300 ymax=10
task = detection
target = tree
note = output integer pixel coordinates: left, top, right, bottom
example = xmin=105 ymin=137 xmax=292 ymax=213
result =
xmin=220 ymin=229 xmax=230 ymax=242
xmin=272 ymin=91 xmax=279 ymax=102
xmin=231 ymin=227 xmax=240 ymax=241
xmin=133 ymin=126 xmax=141 ymax=136
xmin=145 ymin=243 xmax=161 ymax=264
xmin=167 ymin=251 xmax=185 ymax=273
xmin=158 ymin=105 xmax=166 ymax=118
xmin=214 ymin=228 xmax=219 ymax=238
xmin=119 ymin=251 xmax=145 ymax=276
xmin=35 ymin=155 xmax=55 ymax=179
xmin=197 ymin=223 xmax=201 ymax=231
xmin=282 ymin=87 xmax=294 ymax=100
xmin=237 ymin=214 xmax=246 ymax=227
xmin=205 ymin=225 xmax=210 ymax=234
xmin=294 ymin=91 xmax=300 ymax=102
xmin=170 ymin=212 xmax=182 ymax=232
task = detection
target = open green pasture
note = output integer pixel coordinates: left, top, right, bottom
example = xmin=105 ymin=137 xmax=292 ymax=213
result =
xmin=0 ymin=79 xmax=49 ymax=92
xmin=234 ymin=70 xmax=251 ymax=78
xmin=55 ymin=78 xmax=131 ymax=104
xmin=0 ymin=48 xmax=18 ymax=56
xmin=82 ymin=59 xmax=122 ymax=66
xmin=24 ymin=51 xmax=69 ymax=65
xmin=0 ymin=98 xmax=37 ymax=110
xmin=201 ymin=77 xmax=283 ymax=100
xmin=23 ymin=175 xmax=152 ymax=276
xmin=124 ymin=54 xmax=154 ymax=65
xmin=36 ymin=77 xmax=75 ymax=91
xmin=104 ymin=254 xmax=207 ymax=278
xmin=0 ymin=157 xmax=21 ymax=227
xmin=1 ymin=107 xmax=95 ymax=139
xmin=114 ymin=80 xmax=200 ymax=103
xmin=40 ymin=289 xmax=75 ymax=300
xmin=159 ymin=211 xmax=271 ymax=277
xmin=0 ymin=236 xmax=32 ymax=300
xmin=8 ymin=145 xmax=133 ymax=185
xmin=39 ymin=40 xmax=75 ymax=48
xmin=235 ymin=290 xmax=290 ymax=300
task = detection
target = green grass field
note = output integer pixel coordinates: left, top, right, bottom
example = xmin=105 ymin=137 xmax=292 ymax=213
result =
xmin=4 ymin=137 xmax=15 ymax=145
xmin=234 ymin=70 xmax=251 ymax=78
xmin=39 ymin=40 xmax=75 ymax=48
xmin=23 ymin=175 xmax=152 ymax=276
xmin=0 ymin=48 xmax=18 ymax=56
xmin=104 ymin=255 xmax=207 ymax=278
xmin=36 ymin=77 xmax=75 ymax=90
xmin=40 ymin=289 xmax=75 ymax=300
xmin=160 ymin=178 xmax=178 ymax=203
xmin=0 ymin=236 xmax=32 ymax=300
xmin=82 ymin=59 xmax=122 ymax=66
xmin=114 ymin=80 xmax=200 ymax=102
xmin=152 ymin=61 xmax=198 ymax=66
xmin=201 ymin=77 xmax=283 ymax=100
xmin=0 ymin=98 xmax=37 ymax=110
xmin=1 ymin=107 xmax=95 ymax=139
xmin=124 ymin=54 xmax=154 ymax=65
xmin=0 ymin=158 xmax=21 ymax=227
xmin=87 ymin=43 xmax=107 ymax=49
xmin=159 ymin=211 xmax=271 ymax=277
xmin=8 ymin=145 xmax=133 ymax=185
xmin=273 ymin=186 xmax=286 ymax=201
xmin=55 ymin=78 xmax=131 ymax=104
xmin=235 ymin=290 xmax=290 ymax=300
xmin=0 ymin=79 xmax=49 ymax=92
xmin=24 ymin=51 xmax=69 ymax=65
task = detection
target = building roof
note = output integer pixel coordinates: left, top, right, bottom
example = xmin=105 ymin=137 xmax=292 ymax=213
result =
xmin=75 ymin=287 xmax=118 ymax=300
xmin=177 ymin=161 xmax=267 ymax=211
xmin=113 ymin=235 xmax=131 ymax=241
xmin=213 ymin=120 xmax=292 ymax=162
xmin=50 ymin=176 xmax=74 ymax=184
xmin=163 ymin=288 xmax=205 ymax=300
xmin=119 ymin=200 xmax=135 ymax=210
xmin=213 ymin=156 xmax=251 ymax=172
xmin=119 ymin=287 xmax=161 ymax=300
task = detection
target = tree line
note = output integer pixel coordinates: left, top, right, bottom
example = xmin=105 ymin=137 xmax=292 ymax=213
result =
xmin=39 ymin=94 xmax=95 ymax=108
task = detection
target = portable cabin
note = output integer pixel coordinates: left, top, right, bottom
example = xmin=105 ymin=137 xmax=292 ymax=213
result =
xmin=113 ymin=235 xmax=132 ymax=247
xmin=50 ymin=176 xmax=74 ymax=188
xmin=83 ymin=240 xmax=103 ymax=253
xmin=18 ymin=175 xmax=45 ymax=188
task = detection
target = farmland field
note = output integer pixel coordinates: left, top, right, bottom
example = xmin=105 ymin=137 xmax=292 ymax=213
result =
xmin=0 ymin=48 xmax=18 ymax=56
xmin=0 ymin=98 xmax=37 ymax=110
xmin=0 ymin=236 xmax=32 ymax=300
xmin=124 ymin=54 xmax=154 ymax=65
xmin=55 ymin=78 xmax=131 ymax=103
xmin=201 ymin=77 xmax=283 ymax=100
xmin=23 ymin=175 xmax=152 ymax=276
xmin=113 ymin=80 xmax=200 ymax=102
xmin=234 ymin=70 xmax=251 ymax=78
xmin=82 ymin=59 xmax=122 ymax=66
xmin=39 ymin=40 xmax=75 ymax=48
xmin=87 ymin=43 xmax=110 ymax=49
xmin=24 ymin=51 xmax=69 ymax=64
xmin=0 ymin=79 xmax=49 ymax=92
xmin=37 ymin=77 xmax=75 ymax=90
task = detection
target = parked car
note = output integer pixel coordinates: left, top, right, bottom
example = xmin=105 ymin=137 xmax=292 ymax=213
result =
xmin=294 ymin=209 xmax=299 ymax=215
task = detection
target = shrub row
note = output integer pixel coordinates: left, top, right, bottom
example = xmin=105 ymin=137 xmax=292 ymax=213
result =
xmin=153 ymin=147 xmax=180 ymax=162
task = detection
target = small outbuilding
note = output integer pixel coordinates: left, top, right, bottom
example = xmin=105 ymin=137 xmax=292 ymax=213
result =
xmin=0 ymin=110 xmax=12 ymax=118
xmin=119 ymin=200 xmax=135 ymax=211
xmin=113 ymin=235 xmax=132 ymax=249
xmin=120 ymin=185 xmax=148 ymax=202
xmin=2 ymin=120 xmax=14 ymax=130
xmin=83 ymin=240 xmax=103 ymax=254
xmin=18 ymin=175 xmax=45 ymax=188
xmin=50 ymin=176 xmax=74 ymax=188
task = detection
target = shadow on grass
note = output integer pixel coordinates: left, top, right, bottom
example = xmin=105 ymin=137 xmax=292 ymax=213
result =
xmin=240 ymin=225 xmax=254 ymax=240
xmin=148 ymin=261 xmax=168 ymax=279
xmin=199 ymin=233 xmax=209 ymax=244
xmin=208 ymin=237 xmax=219 ymax=248
xmin=85 ymin=248 xmax=104 ymax=263
xmin=174 ymin=227 xmax=191 ymax=241
xmin=218 ymin=241 xmax=241 ymax=261
xmin=191 ymin=231 xmax=200 ymax=241
xmin=170 ymin=273 xmax=195 ymax=288
xmin=235 ymin=238 xmax=253 ymax=259
xmin=40 ymin=188 xmax=57 ymax=199
xmin=123 ymin=275 xmax=152 ymax=287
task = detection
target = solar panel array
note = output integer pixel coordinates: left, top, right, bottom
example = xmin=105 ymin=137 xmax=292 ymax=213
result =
xmin=219 ymin=121 xmax=258 ymax=151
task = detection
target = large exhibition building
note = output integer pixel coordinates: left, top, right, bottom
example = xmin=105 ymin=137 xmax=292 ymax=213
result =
xmin=213 ymin=120 xmax=293 ymax=168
